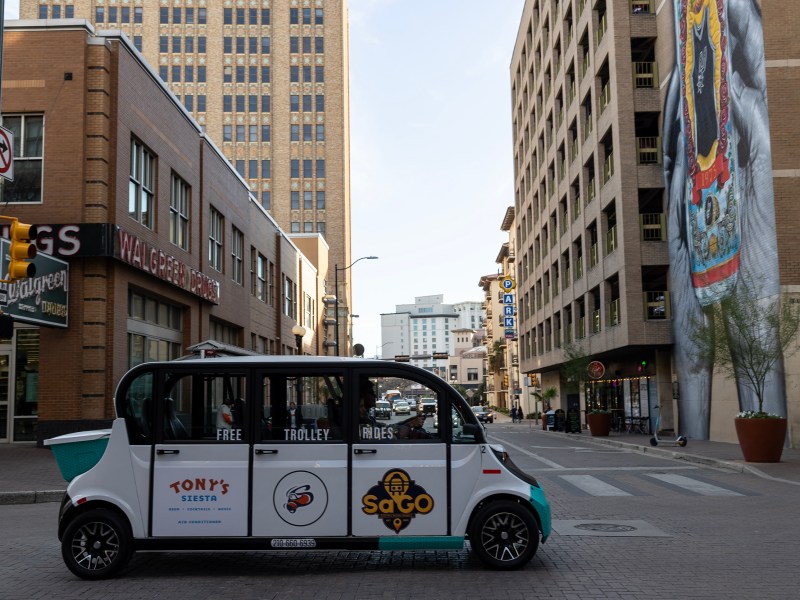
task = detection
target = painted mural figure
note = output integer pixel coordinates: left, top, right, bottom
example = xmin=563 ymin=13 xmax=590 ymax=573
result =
xmin=663 ymin=0 xmax=785 ymax=439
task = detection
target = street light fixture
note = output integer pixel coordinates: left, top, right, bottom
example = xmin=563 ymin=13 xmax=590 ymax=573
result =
xmin=291 ymin=324 xmax=306 ymax=355
xmin=334 ymin=256 xmax=378 ymax=356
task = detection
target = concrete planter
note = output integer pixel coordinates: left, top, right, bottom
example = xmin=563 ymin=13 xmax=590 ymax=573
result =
xmin=734 ymin=417 xmax=787 ymax=463
xmin=587 ymin=412 xmax=612 ymax=437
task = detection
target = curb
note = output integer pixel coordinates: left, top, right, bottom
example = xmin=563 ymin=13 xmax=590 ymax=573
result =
xmin=0 ymin=490 xmax=64 ymax=505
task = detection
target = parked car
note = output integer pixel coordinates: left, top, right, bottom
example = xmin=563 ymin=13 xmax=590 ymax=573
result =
xmin=472 ymin=405 xmax=494 ymax=423
xmin=393 ymin=400 xmax=411 ymax=415
xmin=373 ymin=400 xmax=391 ymax=420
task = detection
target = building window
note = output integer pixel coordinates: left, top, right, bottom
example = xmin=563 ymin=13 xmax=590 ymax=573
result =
xmin=249 ymin=125 xmax=258 ymax=142
xmin=236 ymin=37 xmax=245 ymax=53
xmin=262 ymin=191 xmax=271 ymax=209
xmin=262 ymin=125 xmax=270 ymax=142
xmin=159 ymin=66 xmax=168 ymax=81
xmin=224 ymin=7 xmax=232 ymax=24
xmin=135 ymin=7 xmax=143 ymax=23
xmin=290 ymin=95 xmax=299 ymax=112
xmin=197 ymin=95 xmax=206 ymax=112
xmin=261 ymin=38 xmax=270 ymax=53
xmin=291 ymin=160 xmax=300 ymax=179
xmin=316 ymin=124 xmax=325 ymax=141
xmin=315 ymin=8 xmax=324 ymax=24
xmin=262 ymin=8 xmax=270 ymax=24
xmin=316 ymin=191 xmax=326 ymax=210
xmin=291 ymin=191 xmax=300 ymax=209
xmin=290 ymin=8 xmax=299 ymax=24
xmin=185 ymin=7 xmax=194 ymax=24
xmin=209 ymin=208 xmax=224 ymax=272
xmin=303 ymin=36 xmax=312 ymax=53
xmin=249 ymin=37 xmax=258 ymax=54
xmin=291 ymin=124 xmax=299 ymax=141
xmin=303 ymin=124 xmax=312 ymax=141
xmin=121 ymin=6 xmax=130 ymax=22
xmin=304 ymin=222 xmax=313 ymax=233
xmin=316 ymin=66 xmax=325 ymax=83
xmin=171 ymin=66 xmax=181 ymax=82
xmin=173 ymin=7 xmax=181 ymax=24
xmin=262 ymin=160 xmax=271 ymax=178
xmin=1 ymin=115 xmax=44 ymax=204
xmin=223 ymin=125 xmax=232 ymax=142
xmin=170 ymin=172 xmax=190 ymax=250
xmin=236 ymin=95 xmax=245 ymax=111
xmin=160 ymin=7 xmax=168 ymax=23
xmin=316 ymin=95 xmax=325 ymax=112
xmin=304 ymin=191 xmax=313 ymax=210
xmin=303 ymin=159 xmax=313 ymax=178
xmin=290 ymin=66 xmax=299 ymax=83
xmin=316 ymin=159 xmax=325 ymax=178
xmin=290 ymin=37 xmax=299 ymax=53
xmin=134 ymin=36 xmax=142 ymax=51
xmin=316 ymin=222 xmax=326 ymax=236
xmin=127 ymin=291 xmax=183 ymax=368
xmin=291 ymin=222 xmax=300 ymax=232
xmin=185 ymin=37 xmax=194 ymax=53
xmin=256 ymin=253 xmax=267 ymax=301
xmin=232 ymin=227 xmax=244 ymax=285
xmin=283 ymin=276 xmax=297 ymax=318
xmin=249 ymin=160 xmax=258 ymax=179
xmin=160 ymin=36 xmax=168 ymax=53
xmin=224 ymin=37 xmax=232 ymax=53
xmin=129 ymin=137 xmax=155 ymax=227
xmin=184 ymin=95 xmax=194 ymax=112
xmin=261 ymin=95 xmax=271 ymax=112
xmin=172 ymin=36 xmax=181 ymax=53
xmin=262 ymin=66 xmax=270 ymax=82
xmin=199 ymin=37 xmax=207 ymax=53
xmin=39 ymin=5 xmax=47 ymax=19
xmin=95 ymin=6 xmax=105 ymax=22
xmin=303 ymin=95 xmax=312 ymax=112
xmin=198 ymin=8 xmax=206 ymax=24
xmin=315 ymin=37 xmax=324 ymax=53
xmin=108 ymin=6 xmax=117 ymax=22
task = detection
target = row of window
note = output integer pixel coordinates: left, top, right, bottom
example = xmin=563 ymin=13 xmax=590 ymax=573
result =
xmin=94 ymin=5 xmax=145 ymax=24
xmin=290 ymin=221 xmax=327 ymax=234
xmin=224 ymin=36 xmax=271 ymax=54
xmin=38 ymin=4 xmax=76 ymax=19
xmin=224 ymin=65 xmax=271 ymax=84
xmin=158 ymin=6 xmax=209 ymax=25
xmin=216 ymin=94 xmax=327 ymax=114
xmin=290 ymin=65 xmax=325 ymax=83
xmin=290 ymin=159 xmax=326 ymax=179
xmin=159 ymin=36 xmax=207 ymax=54
xmin=223 ymin=7 xmax=270 ymax=26
xmin=290 ymin=191 xmax=327 ymax=210
xmin=159 ymin=65 xmax=207 ymax=84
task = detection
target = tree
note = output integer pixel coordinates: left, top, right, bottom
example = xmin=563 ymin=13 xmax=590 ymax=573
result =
xmin=561 ymin=341 xmax=592 ymax=393
xmin=688 ymin=282 xmax=800 ymax=415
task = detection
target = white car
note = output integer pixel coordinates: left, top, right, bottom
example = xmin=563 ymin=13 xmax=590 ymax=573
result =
xmin=49 ymin=357 xmax=551 ymax=579
xmin=393 ymin=400 xmax=411 ymax=415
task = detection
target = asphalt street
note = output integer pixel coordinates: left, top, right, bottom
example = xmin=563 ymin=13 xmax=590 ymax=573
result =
xmin=2 ymin=420 xmax=799 ymax=599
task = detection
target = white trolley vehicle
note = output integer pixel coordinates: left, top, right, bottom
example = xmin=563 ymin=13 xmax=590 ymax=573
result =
xmin=52 ymin=357 xmax=551 ymax=579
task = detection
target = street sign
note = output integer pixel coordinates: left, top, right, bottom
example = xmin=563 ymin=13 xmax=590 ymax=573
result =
xmin=503 ymin=293 xmax=514 ymax=304
xmin=0 ymin=126 xmax=13 ymax=181
xmin=587 ymin=361 xmax=605 ymax=379
xmin=503 ymin=305 xmax=514 ymax=316
xmin=504 ymin=317 xmax=515 ymax=328
xmin=501 ymin=276 xmax=516 ymax=291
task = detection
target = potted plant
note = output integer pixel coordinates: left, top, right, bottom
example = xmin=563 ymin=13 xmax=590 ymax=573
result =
xmin=586 ymin=409 xmax=612 ymax=437
xmin=689 ymin=282 xmax=800 ymax=462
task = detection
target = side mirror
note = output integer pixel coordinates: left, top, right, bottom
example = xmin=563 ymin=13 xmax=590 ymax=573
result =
xmin=462 ymin=423 xmax=482 ymax=438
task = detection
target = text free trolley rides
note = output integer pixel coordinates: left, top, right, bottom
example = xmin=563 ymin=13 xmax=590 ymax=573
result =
xmin=48 ymin=357 xmax=552 ymax=578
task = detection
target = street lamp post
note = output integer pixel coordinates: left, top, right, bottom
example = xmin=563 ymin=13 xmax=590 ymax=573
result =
xmin=334 ymin=256 xmax=378 ymax=356
xmin=292 ymin=324 xmax=306 ymax=355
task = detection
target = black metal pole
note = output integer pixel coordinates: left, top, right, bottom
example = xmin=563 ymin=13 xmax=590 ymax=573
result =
xmin=334 ymin=264 xmax=339 ymax=356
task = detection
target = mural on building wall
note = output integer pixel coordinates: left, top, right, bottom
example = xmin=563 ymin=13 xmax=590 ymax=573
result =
xmin=663 ymin=0 xmax=784 ymax=439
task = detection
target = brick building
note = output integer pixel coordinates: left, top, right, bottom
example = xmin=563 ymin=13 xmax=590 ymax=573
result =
xmin=20 ymin=0 xmax=354 ymax=357
xmin=0 ymin=22 xmax=327 ymax=443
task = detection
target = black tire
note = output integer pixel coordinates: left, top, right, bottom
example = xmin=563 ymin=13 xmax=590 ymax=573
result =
xmin=677 ymin=436 xmax=688 ymax=447
xmin=61 ymin=509 xmax=133 ymax=580
xmin=469 ymin=500 xmax=539 ymax=569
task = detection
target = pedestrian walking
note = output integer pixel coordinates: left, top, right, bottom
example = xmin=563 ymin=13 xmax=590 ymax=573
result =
xmin=516 ymin=404 xmax=523 ymax=422
xmin=511 ymin=406 xmax=518 ymax=423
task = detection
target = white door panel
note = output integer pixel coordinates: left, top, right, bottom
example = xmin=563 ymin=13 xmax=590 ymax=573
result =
xmin=251 ymin=443 xmax=348 ymax=536
xmin=152 ymin=444 xmax=249 ymax=537
xmin=351 ymin=444 xmax=447 ymax=536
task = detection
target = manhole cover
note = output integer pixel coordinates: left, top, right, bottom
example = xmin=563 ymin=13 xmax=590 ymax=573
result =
xmin=575 ymin=523 xmax=637 ymax=533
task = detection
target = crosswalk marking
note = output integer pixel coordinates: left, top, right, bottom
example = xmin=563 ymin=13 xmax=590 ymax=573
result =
xmin=559 ymin=475 xmax=632 ymax=496
xmin=646 ymin=473 xmax=744 ymax=496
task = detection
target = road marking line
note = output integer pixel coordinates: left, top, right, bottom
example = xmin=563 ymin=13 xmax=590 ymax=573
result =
xmin=646 ymin=473 xmax=743 ymax=496
xmin=559 ymin=475 xmax=632 ymax=496
xmin=489 ymin=435 xmax=564 ymax=469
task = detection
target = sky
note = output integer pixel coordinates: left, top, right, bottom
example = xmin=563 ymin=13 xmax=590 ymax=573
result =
xmin=3 ymin=0 xmax=526 ymax=358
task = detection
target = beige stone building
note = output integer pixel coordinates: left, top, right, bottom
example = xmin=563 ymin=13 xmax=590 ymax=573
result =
xmin=509 ymin=0 xmax=800 ymax=444
xmin=21 ymin=0 xmax=353 ymax=355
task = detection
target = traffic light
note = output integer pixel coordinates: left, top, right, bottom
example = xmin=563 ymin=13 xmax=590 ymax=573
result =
xmin=637 ymin=360 xmax=648 ymax=374
xmin=7 ymin=219 xmax=37 ymax=281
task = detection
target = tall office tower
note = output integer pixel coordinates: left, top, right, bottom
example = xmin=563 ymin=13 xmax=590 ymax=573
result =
xmin=22 ymin=1 xmax=353 ymax=352
xmin=509 ymin=0 xmax=675 ymax=414
xmin=509 ymin=0 xmax=800 ymax=441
